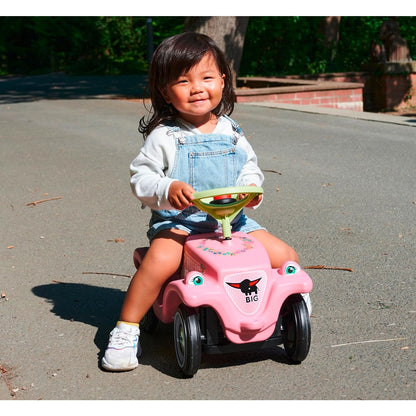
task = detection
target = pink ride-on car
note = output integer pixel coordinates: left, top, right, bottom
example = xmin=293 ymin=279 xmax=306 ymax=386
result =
xmin=134 ymin=186 xmax=313 ymax=377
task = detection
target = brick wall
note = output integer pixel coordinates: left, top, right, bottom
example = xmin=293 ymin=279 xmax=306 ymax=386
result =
xmin=381 ymin=73 xmax=416 ymax=109
xmin=236 ymin=66 xmax=416 ymax=112
xmin=236 ymin=83 xmax=364 ymax=111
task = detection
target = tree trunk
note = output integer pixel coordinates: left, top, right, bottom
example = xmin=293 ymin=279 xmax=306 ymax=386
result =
xmin=184 ymin=16 xmax=249 ymax=87
xmin=321 ymin=16 xmax=341 ymax=62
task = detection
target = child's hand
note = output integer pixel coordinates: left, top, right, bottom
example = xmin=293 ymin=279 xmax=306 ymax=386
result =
xmin=239 ymin=183 xmax=263 ymax=208
xmin=168 ymin=181 xmax=196 ymax=210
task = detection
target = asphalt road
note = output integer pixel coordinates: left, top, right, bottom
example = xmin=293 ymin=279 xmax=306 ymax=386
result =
xmin=0 ymin=75 xmax=415 ymax=403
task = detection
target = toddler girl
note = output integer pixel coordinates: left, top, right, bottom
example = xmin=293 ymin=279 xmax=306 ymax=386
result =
xmin=102 ymin=32 xmax=302 ymax=371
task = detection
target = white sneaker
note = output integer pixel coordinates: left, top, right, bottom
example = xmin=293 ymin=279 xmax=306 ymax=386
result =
xmin=101 ymin=323 xmax=141 ymax=371
xmin=301 ymin=293 xmax=312 ymax=315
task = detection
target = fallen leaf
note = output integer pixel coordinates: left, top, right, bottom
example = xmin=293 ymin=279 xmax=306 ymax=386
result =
xmin=107 ymin=238 xmax=125 ymax=243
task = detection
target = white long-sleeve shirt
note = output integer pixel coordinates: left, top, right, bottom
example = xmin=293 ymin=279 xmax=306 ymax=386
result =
xmin=130 ymin=116 xmax=264 ymax=210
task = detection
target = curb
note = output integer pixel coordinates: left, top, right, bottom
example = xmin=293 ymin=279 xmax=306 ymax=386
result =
xmin=240 ymin=102 xmax=416 ymax=128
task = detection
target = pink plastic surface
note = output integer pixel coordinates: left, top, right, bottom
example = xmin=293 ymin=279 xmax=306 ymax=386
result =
xmin=134 ymin=230 xmax=312 ymax=344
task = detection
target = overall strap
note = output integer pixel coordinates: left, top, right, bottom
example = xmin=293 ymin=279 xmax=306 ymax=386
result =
xmin=165 ymin=122 xmax=186 ymax=144
xmin=165 ymin=117 xmax=242 ymax=145
xmin=222 ymin=114 xmax=244 ymax=144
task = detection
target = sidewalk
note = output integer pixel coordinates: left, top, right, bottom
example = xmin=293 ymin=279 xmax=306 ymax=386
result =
xmin=244 ymin=102 xmax=416 ymax=128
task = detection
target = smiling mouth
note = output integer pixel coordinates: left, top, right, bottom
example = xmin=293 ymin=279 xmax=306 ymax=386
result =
xmin=190 ymin=98 xmax=207 ymax=103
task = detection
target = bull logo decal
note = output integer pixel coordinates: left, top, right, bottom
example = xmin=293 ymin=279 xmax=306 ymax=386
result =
xmin=226 ymin=278 xmax=261 ymax=303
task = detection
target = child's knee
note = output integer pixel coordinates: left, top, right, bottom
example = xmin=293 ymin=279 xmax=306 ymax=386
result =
xmin=146 ymin=245 xmax=181 ymax=267
xmin=146 ymin=229 xmax=188 ymax=267
xmin=285 ymin=245 xmax=299 ymax=263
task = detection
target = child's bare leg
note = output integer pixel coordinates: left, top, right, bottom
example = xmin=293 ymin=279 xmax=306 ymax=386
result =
xmin=250 ymin=229 xmax=311 ymax=314
xmin=119 ymin=228 xmax=189 ymax=324
xmin=101 ymin=228 xmax=189 ymax=371
xmin=249 ymin=229 xmax=299 ymax=268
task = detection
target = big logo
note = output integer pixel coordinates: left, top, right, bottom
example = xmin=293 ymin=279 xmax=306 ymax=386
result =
xmin=224 ymin=271 xmax=267 ymax=314
xmin=226 ymin=278 xmax=261 ymax=302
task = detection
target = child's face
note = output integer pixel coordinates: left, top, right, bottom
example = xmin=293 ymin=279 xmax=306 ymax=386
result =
xmin=161 ymin=53 xmax=225 ymax=128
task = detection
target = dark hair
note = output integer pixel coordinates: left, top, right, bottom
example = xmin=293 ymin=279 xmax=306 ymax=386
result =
xmin=139 ymin=32 xmax=235 ymax=138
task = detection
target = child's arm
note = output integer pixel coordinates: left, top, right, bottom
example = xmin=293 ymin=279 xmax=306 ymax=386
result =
xmin=130 ymin=128 xmax=179 ymax=210
xmin=235 ymin=136 xmax=264 ymax=189
xmin=168 ymin=181 xmax=196 ymax=210
xmin=235 ymin=135 xmax=264 ymax=209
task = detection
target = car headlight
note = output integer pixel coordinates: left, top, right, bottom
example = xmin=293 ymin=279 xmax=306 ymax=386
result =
xmin=278 ymin=262 xmax=300 ymax=276
xmin=186 ymin=272 xmax=204 ymax=286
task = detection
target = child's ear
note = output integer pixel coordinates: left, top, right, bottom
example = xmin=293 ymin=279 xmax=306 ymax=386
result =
xmin=160 ymin=87 xmax=171 ymax=103
xmin=221 ymin=74 xmax=225 ymax=89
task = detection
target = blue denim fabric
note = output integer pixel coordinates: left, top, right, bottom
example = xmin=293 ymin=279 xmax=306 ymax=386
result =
xmin=147 ymin=121 xmax=265 ymax=242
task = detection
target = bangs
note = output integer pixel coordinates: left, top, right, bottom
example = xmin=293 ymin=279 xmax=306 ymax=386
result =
xmin=164 ymin=49 xmax=208 ymax=84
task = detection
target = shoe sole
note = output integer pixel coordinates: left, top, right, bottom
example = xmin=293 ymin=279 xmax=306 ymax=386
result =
xmin=101 ymin=358 xmax=138 ymax=372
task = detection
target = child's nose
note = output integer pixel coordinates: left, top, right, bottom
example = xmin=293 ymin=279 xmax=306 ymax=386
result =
xmin=190 ymin=81 xmax=203 ymax=94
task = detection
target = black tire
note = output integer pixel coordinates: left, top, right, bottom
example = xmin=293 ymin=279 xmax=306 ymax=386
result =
xmin=140 ymin=307 xmax=158 ymax=333
xmin=281 ymin=294 xmax=311 ymax=363
xmin=174 ymin=305 xmax=202 ymax=377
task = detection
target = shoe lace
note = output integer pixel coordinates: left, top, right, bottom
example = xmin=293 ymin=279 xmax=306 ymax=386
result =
xmin=109 ymin=327 xmax=137 ymax=348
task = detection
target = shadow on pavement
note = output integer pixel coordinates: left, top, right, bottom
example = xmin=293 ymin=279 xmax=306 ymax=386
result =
xmin=31 ymin=281 xmax=185 ymax=377
xmin=32 ymin=280 xmax=292 ymax=378
xmin=32 ymin=282 xmax=126 ymax=366
xmin=0 ymin=72 xmax=148 ymax=104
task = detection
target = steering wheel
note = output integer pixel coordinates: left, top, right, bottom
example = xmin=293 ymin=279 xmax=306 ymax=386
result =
xmin=192 ymin=186 xmax=263 ymax=239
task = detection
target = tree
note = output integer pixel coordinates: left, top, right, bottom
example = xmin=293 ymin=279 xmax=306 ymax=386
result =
xmin=183 ymin=17 xmax=249 ymax=87
xmin=321 ymin=16 xmax=341 ymax=63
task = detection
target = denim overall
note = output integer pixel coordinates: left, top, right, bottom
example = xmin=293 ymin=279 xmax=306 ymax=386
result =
xmin=147 ymin=117 xmax=265 ymax=242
